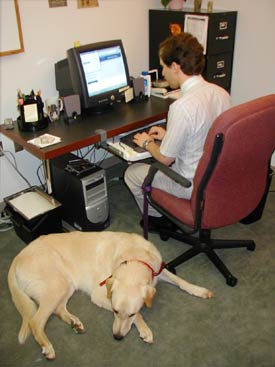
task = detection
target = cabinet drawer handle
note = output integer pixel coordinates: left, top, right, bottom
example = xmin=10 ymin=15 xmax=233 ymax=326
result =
xmin=215 ymin=35 xmax=230 ymax=41
xmin=213 ymin=73 xmax=226 ymax=79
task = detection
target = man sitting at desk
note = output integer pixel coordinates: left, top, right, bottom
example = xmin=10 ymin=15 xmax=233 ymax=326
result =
xmin=124 ymin=32 xmax=231 ymax=231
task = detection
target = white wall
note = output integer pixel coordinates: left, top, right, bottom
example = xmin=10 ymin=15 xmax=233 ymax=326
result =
xmin=221 ymin=0 xmax=275 ymax=105
xmin=0 ymin=0 xmax=160 ymax=201
xmin=1 ymin=0 xmax=275 ymax=201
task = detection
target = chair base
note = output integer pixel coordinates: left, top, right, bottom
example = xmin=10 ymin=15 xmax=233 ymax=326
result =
xmin=160 ymin=228 xmax=256 ymax=287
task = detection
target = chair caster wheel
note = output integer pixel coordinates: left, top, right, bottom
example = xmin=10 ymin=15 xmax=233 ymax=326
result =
xmin=226 ymin=275 xmax=238 ymax=287
xmin=247 ymin=242 xmax=256 ymax=251
xmin=160 ymin=233 xmax=169 ymax=241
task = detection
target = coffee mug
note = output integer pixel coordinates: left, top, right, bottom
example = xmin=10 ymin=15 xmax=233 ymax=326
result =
xmin=45 ymin=97 xmax=64 ymax=122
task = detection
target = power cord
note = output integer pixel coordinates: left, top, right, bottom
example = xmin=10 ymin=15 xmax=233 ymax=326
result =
xmin=0 ymin=207 xmax=13 ymax=232
xmin=82 ymin=145 xmax=96 ymax=161
xmin=0 ymin=144 xmax=32 ymax=188
xmin=36 ymin=161 xmax=47 ymax=191
xmin=96 ymin=149 xmax=109 ymax=167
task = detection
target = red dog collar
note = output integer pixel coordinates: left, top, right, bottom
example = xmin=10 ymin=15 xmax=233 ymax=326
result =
xmin=99 ymin=260 xmax=166 ymax=286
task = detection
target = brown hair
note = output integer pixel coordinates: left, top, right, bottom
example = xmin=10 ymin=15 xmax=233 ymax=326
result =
xmin=159 ymin=32 xmax=205 ymax=75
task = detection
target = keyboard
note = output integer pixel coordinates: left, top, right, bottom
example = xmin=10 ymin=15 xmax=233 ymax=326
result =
xmin=120 ymin=126 xmax=152 ymax=153
xmin=119 ymin=121 xmax=167 ymax=152
xmin=106 ymin=120 xmax=166 ymax=162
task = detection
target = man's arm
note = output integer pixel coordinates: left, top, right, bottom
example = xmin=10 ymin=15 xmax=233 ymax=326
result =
xmin=133 ymin=132 xmax=174 ymax=166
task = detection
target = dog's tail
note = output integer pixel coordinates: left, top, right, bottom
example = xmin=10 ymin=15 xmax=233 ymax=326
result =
xmin=8 ymin=261 xmax=37 ymax=344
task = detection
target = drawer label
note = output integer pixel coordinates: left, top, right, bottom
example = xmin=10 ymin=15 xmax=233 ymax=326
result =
xmin=217 ymin=60 xmax=225 ymax=69
xmin=219 ymin=21 xmax=228 ymax=30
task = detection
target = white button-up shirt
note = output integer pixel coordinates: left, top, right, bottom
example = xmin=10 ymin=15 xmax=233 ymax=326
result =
xmin=160 ymin=75 xmax=231 ymax=196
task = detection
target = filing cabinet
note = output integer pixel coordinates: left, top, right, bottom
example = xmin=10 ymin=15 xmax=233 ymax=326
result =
xmin=149 ymin=9 xmax=237 ymax=92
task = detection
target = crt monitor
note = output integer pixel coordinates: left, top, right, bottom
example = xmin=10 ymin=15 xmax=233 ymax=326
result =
xmin=55 ymin=39 xmax=130 ymax=114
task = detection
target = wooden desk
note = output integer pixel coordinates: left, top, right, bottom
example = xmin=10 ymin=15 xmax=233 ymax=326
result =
xmin=0 ymin=97 xmax=172 ymax=160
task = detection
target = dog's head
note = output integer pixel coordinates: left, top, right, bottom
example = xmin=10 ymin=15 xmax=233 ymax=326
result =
xmin=105 ymin=268 xmax=156 ymax=340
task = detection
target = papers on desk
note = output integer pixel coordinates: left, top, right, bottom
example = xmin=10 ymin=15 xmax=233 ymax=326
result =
xmin=27 ymin=133 xmax=61 ymax=148
xmin=151 ymin=87 xmax=181 ymax=100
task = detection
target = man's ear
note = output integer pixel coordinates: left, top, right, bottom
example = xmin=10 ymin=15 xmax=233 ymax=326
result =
xmin=105 ymin=277 xmax=114 ymax=299
xmin=171 ymin=61 xmax=180 ymax=71
xmin=143 ymin=285 xmax=156 ymax=308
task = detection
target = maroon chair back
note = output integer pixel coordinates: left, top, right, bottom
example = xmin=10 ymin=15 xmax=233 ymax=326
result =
xmin=191 ymin=94 xmax=275 ymax=229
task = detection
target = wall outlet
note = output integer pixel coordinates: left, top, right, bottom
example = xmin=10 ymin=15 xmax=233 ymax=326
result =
xmin=0 ymin=141 xmax=3 ymax=157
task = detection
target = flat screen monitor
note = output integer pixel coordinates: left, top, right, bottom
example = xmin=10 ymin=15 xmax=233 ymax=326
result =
xmin=56 ymin=40 xmax=130 ymax=114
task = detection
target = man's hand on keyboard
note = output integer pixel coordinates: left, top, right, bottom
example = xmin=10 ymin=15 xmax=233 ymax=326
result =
xmin=133 ymin=126 xmax=166 ymax=148
xmin=148 ymin=126 xmax=166 ymax=141
xmin=133 ymin=132 xmax=152 ymax=148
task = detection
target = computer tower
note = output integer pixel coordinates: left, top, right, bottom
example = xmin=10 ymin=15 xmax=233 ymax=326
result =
xmin=50 ymin=153 xmax=110 ymax=231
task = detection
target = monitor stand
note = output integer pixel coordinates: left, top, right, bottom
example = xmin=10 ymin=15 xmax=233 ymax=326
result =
xmin=84 ymin=103 xmax=114 ymax=116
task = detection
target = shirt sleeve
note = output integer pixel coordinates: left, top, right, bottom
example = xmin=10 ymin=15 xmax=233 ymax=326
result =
xmin=160 ymin=100 xmax=192 ymax=158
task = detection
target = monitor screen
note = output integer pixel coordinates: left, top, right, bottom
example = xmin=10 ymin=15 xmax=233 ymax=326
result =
xmin=80 ymin=45 xmax=128 ymax=98
xmin=56 ymin=40 xmax=130 ymax=114
xmin=67 ymin=40 xmax=130 ymax=112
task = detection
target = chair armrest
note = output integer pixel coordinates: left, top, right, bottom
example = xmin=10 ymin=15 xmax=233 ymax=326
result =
xmin=143 ymin=161 xmax=192 ymax=188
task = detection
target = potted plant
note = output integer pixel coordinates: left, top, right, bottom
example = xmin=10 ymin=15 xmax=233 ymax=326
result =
xmin=161 ymin=0 xmax=186 ymax=10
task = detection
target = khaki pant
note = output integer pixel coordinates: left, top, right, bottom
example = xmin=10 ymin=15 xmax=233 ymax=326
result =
xmin=124 ymin=162 xmax=193 ymax=216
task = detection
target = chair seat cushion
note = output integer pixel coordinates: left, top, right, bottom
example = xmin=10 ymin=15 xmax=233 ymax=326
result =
xmin=151 ymin=188 xmax=195 ymax=228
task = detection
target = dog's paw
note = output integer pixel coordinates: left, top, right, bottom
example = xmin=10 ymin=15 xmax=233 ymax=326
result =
xmin=181 ymin=282 xmax=214 ymax=299
xmin=41 ymin=344 xmax=55 ymax=360
xmin=192 ymin=286 xmax=214 ymax=299
xmin=139 ymin=327 xmax=153 ymax=344
xmin=71 ymin=320 xmax=85 ymax=334
xmin=202 ymin=289 xmax=214 ymax=299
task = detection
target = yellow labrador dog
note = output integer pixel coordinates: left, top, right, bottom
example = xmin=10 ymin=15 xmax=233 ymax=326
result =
xmin=8 ymin=231 xmax=213 ymax=360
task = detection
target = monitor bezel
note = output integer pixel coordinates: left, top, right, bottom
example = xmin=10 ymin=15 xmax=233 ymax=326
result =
xmin=67 ymin=39 xmax=131 ymax=113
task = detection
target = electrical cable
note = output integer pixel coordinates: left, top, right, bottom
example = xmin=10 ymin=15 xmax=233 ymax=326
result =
xmin=36 ymin=161 xmax=46 ymax=191
xmin=0 ymin=145 xmax=32 ymax=188
xmin=83 ymin=145 xmax=96 ymax=160
xmin=97 ymin=149 xmax=109 ymax=167
xmin=2 ymin=150 xmax=17 ymax=168
xmin=0 ymin=208 xmax=13 ymax=232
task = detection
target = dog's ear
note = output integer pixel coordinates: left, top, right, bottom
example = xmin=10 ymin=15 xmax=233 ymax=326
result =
xmin=105 ymin=277 xmax=114 ymax=299
xmin=143 ymin=285 xmax=156 ymax=308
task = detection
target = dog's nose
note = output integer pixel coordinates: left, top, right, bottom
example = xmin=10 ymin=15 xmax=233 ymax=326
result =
xmin=113 ymin=334 xmax=124 ymax=341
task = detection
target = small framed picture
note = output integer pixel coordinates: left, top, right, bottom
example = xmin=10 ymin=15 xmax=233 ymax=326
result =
xmin=77 ymin=0 xmax=99 ymax=9
xmin=48 ymin=0 xmax=67 ymax=8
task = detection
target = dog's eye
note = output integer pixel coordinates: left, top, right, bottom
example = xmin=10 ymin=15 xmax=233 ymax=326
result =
xmin=128 ymin=313 xmax=135 ymax=318
xmin=113 ymin=309 xmax=118 ymax=314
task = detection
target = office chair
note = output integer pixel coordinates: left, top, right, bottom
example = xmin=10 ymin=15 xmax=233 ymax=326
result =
xmin=142 ymin=94 xmax=275 ymax=286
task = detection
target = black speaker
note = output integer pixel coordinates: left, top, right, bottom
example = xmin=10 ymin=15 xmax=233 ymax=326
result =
xmin=131 ymin=77 xmax=147 ymax=103
xmin=132 ymin=77 xmax=145 ymax=97
xmin=62 ymin=94 xmax=81 ymax=123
